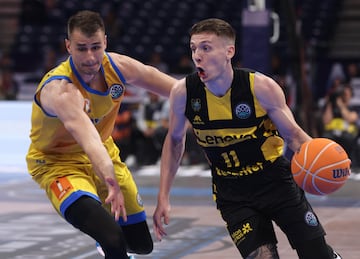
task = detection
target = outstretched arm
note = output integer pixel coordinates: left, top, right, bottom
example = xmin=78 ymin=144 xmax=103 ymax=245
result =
xmin=109 ymin=53 xmax=176 ymax=98
xmin=40 ymin=79 xmax=127 ymax=222
xmin=153 ymin=78 xmax=189 ymax=241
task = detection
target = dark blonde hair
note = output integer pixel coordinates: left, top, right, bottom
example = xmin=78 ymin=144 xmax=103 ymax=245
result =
xmin=67 ymin=10 xmax=105 ymax=38
xmin=190 ymin=18 xmax=236 ymax=43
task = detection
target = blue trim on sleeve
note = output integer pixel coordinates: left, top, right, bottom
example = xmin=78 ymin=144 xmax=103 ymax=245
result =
xmin=34 ymin=76 xmax=72 ymax=117
xmin=118 ymin=210 xmax=147 ymax=226
xmin=59 ymin=190 xmax=100 ymax=217
xmin=105 ymin=52 xmax=127 ymax=84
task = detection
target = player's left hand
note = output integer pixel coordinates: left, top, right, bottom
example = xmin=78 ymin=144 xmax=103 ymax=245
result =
xmin=104 ymin=177 xmax=127 ymax=222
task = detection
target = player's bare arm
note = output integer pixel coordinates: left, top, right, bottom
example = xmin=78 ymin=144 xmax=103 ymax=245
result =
xmin=153 ymin=79 xmax=188 ymax=241
xmin=109 ymin=53 xmax=176 ymax=97
xmin=40 ymin=79 xmax=127 ymax=221
xmin=254 ymin=73 xmax=311 ymax=152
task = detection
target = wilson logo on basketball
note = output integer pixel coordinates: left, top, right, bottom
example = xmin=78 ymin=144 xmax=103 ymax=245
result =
xmin=333 ymin=168 xmax=351 ymax=178
xmin=291 ymin=138 xmax=351 ymax=195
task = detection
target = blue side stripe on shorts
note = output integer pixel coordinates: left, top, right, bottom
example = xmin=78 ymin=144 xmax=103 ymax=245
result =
xmin=117 ymin=210 xmax=147 ymax=226
xmin=60 ymin=190 xmax=100 ymax=217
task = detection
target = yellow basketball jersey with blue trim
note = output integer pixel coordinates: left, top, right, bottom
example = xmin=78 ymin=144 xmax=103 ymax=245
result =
xmin=27 ymin=52 xmax=126 ymax=162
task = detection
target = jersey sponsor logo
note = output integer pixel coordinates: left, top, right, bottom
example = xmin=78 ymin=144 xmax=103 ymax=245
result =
xmin=194 ymin=127 xmax=257 ymax=147
xmin=109 ymin=84 xmax=124 ymax=99
xmin=215 ymin=162 xmax=264 ymax=177
xmin=235 ymin=103 xmax=251 ymax=119
xmin=230 ymin=222 xmax=253 ymax=245
xmin=35 ymin=159 xmax=46 ymax=164
xmin=84 ymin=98 xmax=104 ymax=125
xmin=191 ymin=98 xmax=201 ymax=112
xmin=192 ymin=115 xmax=204 ymax=125
xmin=84 ymin=98 xmax=91 ymax=113
xmin=304 ymin=211 xmax=318 ymax=226
xmin=50 ymin=177 xmax=74 ymax=201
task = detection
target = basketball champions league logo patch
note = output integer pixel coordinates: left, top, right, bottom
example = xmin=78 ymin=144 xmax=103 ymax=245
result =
xmin=235 ymin=103 xmax=251 ymax=119
xmin=109 ymin=84 xmax=124 ymax=99
xmin=304 ymin=211 xmax=318 ymax=226
xmin=191 ymin=98 xmax=201 ymax=112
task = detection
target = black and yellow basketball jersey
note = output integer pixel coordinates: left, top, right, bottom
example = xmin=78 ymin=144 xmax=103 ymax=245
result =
xmin=185 ymin=69 xmax=284 ymax=178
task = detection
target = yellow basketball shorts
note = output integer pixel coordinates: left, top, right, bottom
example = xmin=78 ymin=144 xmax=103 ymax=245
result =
xmin=27 ymin=138 xmax=146 ymax=225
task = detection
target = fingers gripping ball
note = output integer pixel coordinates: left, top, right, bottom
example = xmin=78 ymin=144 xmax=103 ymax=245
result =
xmin=291 ymin=138 xmax=351 ymax=195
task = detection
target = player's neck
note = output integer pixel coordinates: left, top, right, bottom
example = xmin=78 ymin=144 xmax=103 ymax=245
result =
xmin=205 ymin=68 xmax=233 ymax=97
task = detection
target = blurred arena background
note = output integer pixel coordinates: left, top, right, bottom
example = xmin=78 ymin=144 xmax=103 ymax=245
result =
xmin=0 ymin=0 xmax=360 ymax=258
xmin=1 ymin=0 xmax=360 ymax=167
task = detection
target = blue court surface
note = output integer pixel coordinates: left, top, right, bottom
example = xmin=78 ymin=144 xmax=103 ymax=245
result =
xmin=0 ymin=101 xmax=359 ymax=258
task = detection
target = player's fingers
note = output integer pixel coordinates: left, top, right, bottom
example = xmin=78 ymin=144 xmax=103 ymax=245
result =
xmin=121 ymin=205 xmax=127 ymax=222
xmin=153 ymin=215 xmax=167 ymax=241
xmin=164 ymin=214 xmax=170 ymax=225
xmin=104 ymin=192 xmax=114 ymax=204
xmin=154 ymin=223 xmax=166 ymax=241
xmin=110 ymin=201 xmax=120 ymax=222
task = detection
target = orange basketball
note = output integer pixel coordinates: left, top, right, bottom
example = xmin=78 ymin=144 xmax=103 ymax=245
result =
xmin=291 ymin=138 xmax=351 ymax=195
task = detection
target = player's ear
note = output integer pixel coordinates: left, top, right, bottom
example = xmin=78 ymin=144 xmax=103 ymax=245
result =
xmin=226 ymin=45 xmax=235 ymax=60
xmin=65 ymin=38 xmax=71 ymax=54
xmin=104 ymin=35 xmax=107 ymax=50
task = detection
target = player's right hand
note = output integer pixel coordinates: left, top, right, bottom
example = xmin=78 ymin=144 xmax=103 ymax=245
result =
xmin=104 ymin=177 xmax=127 ymax=222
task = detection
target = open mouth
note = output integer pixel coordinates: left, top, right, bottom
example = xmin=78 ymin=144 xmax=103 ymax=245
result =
xmin=197 ymin=67 xmax=205 ymax=77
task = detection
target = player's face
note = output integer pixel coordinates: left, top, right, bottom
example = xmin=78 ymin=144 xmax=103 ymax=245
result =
xmin=190 ymin=33 xmax=234 ymax=83
xmin=65 ymin=29 xmax=106 ymax=81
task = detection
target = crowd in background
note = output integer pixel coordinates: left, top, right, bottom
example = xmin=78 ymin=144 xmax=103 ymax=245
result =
xmin=0 ymin=0 xmax=359 ymax=170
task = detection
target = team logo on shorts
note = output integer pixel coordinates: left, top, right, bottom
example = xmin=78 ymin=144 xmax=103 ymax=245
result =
xmin=191 ymin=98 xmax=201 ymax=111
xmin=137 ymin=193 xmax=144 ymax=207
xmin=235 ymin=103 xmax=251 ymax=119
xmin=109 ymin=84 xmax=124 ymax=99
xmin=304 ymin=211 xmax=318 ymax=226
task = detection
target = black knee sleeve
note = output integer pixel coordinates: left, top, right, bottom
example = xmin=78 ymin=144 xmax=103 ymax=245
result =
xmin=122 ymin=221 xmax=153 ymax=254
xmin=64 ymin=196 xmax=128 ymax=258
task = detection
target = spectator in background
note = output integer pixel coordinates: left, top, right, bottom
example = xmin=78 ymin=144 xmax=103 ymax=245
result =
xmin=322 ymin=84 xmax=359 ymax=164
xmin=153 ymin=99 xmax=207 ymax=166
xmin=0 ymin=53 xmax=18 ymax=100
xmin=42 ymin=41 xmax=69 ymax=74
xmin=345 ymin=62 xmax=360 ymax=83
xmin=173 ymin=54 xmax=195 ymax=75
xmin=326 ymin=62 xmax=346 ymax=94
xmin=148 ymin=51 xmax=169 ymax=73
xmin=112 ymin=102 xmax=137 ymax=163
xmin=135 ymin=92 xmax=164 ymax=165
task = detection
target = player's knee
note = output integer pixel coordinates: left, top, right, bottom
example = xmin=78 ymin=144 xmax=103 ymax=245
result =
xmin=246 ymin=243 xmax=279 ymax=259
xmin=128 ymin=241 xmax=153 ymax=255
xmin=122 ymin=221 xmax=153 ymax=254
xmin=126 ymin=231 xmax=153 ymax=254
xmin=101 ymin=232 xmax=128 ymax=257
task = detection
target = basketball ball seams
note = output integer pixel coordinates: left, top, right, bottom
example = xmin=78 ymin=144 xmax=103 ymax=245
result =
xmin=307 ymin=141 xmax=335 ymax=171
xmin=290 ymin=138 xmax=351 ymax=195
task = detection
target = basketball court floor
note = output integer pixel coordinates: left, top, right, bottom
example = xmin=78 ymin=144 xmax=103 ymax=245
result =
xmin=1 ymin=101 xmax=359 ymax=259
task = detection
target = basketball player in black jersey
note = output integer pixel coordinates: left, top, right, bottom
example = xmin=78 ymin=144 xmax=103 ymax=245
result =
xmin=153 ymin=18 xmax=341 ymax=259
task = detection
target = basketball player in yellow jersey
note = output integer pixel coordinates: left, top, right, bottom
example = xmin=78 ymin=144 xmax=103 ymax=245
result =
xmin=26 ymin=10 xmax=176 ymax=259
xmin=153 ymin=18 xmax=342 ymax=259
